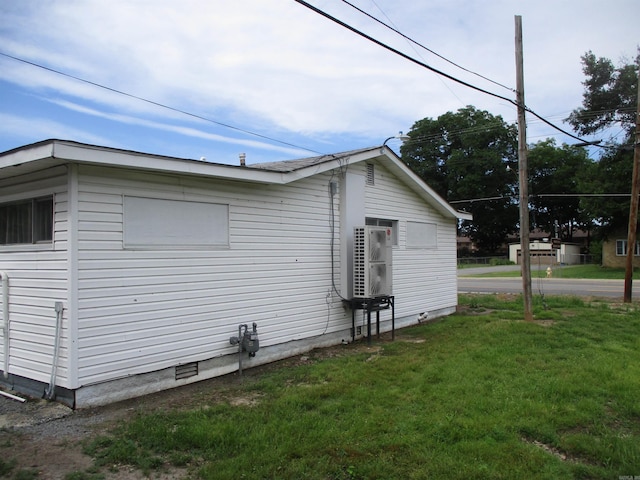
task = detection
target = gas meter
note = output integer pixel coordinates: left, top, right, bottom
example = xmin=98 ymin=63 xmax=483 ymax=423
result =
xmin=229 ymin=323 xmax=260 ymax=376
xmin=242 ymin=322 xmax=259 ymax=357
xmin=230 ymin=323 xmax=260 ymax=357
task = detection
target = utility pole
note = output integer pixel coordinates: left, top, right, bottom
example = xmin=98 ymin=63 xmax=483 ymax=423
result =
xmin=515 ymin=15 xmax=533 ymax=321
xmin=623 ymin=68 xmax=640 ymax=303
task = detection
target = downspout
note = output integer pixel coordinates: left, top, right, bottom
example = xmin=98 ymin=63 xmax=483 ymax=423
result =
xmin=1 ymin=272 xmax=8 ymax=379
xmin=44 ymin=302 xmax=64 ymax=400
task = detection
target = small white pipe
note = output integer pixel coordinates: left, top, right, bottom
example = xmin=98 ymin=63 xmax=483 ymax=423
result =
xmin=0 ymin=272 xmax=8 ymax=379
xmin=0 ymin=389 xmax=25 ymax=403
xmin=45 ymin=302 xmax=64 ymax=400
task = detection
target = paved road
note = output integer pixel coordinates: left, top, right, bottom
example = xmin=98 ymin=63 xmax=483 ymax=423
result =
xmin=458 ymin=266 xmax=639 ymax=299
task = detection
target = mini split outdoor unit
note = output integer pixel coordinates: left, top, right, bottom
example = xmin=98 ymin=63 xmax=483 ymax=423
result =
xmin=353 ymin=226 xmax=393 ymax=298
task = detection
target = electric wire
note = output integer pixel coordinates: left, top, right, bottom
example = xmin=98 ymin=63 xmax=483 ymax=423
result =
xmin=294 ymin=0 xmax=518 ymax=106
xmin=340 ymin=0 xmax=515 ymax=93
xmin=293 ymin=0 xmax=601 ymax=147
xmin=0 ymin=51 xmax=324 ymax=155
xmin=363 ymin=0 xmax=468 ymax=106
xmin=3 ymin=2 xmax=619 ymax=156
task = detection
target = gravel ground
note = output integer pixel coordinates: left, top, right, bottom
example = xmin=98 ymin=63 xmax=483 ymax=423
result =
xmin=0 ymin=389 xmax=159 ymax=479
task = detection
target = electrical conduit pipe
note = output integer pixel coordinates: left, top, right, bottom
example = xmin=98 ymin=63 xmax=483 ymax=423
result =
xmin=1 ymin=272 xmax=8 ymax=379
xmin=45 ymin=302 xmax=64 ymax=400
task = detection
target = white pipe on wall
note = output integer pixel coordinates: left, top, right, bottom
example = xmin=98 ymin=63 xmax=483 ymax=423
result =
xmin=0 ymin=271 xmax=8 ymax=379
xmin=45 ymin=302 xmax=64 ymax=400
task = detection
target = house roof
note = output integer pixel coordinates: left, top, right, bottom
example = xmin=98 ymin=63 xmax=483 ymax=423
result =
xmin=0 ymin=139 xmax=471 ymax=220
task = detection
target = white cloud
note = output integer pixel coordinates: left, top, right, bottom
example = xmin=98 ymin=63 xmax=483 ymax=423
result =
xmin=0 ymin=0 xmax=637 ymax=155
xmin=0 ymin=112 xmax=111 ymax=147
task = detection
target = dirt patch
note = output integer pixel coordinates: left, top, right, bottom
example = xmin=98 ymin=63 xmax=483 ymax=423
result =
xmin=0 ymin=339 xmax=388 ymax=479
xmin=522 ymin=437 xmax=574 ymax=462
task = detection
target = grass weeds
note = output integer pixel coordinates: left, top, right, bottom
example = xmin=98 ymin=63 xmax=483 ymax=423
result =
xmin=86 ymin=294 xmax=640 ymax=479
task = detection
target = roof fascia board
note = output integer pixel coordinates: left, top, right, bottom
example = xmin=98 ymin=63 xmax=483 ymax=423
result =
xmin=50 ymin=141 xmax=286 ymax=184
xmin=0 ymin=140 xmax=286 ymax=184
xmin=0 ymin=142 xmax=56 ymax=169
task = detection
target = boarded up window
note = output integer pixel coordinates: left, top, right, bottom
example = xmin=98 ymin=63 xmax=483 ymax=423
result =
xmin=124 ymin=196 xmax=229 ymax=248
xmin=407 ymin=221 xmax=437 ymax=249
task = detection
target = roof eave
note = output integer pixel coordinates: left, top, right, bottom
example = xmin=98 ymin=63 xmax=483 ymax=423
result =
xmin=0 ymin=140 xmax=286 ymax=184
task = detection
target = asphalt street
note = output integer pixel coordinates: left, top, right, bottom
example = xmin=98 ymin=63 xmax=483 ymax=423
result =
xmin=458 ymin=265 xmax=639 ymax=300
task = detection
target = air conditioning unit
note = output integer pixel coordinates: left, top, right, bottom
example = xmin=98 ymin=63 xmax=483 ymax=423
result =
xmin=353 ymin=226 xmax=393 ymax=298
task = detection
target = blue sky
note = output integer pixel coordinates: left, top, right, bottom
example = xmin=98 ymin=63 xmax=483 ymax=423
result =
xmin=0 ymin=0 xmax=637 ymax=165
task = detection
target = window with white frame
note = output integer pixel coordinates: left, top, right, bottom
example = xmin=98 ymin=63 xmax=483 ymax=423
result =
xmin=365 ymin=217 xmax=398 ymax=246
xmin=123 ymin=196 xmax=229 ymax=249
xmin=616 ymin=239 xmax=640 ymax=256
xmin=0 ymin=196 xmax=53 ymax=245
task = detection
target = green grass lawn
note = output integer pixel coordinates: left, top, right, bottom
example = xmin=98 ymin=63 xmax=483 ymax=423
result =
xmin=77 ymin=294 xmax=640 ymax=479
xmin=462 ymin=264 xmax=633 ymax=279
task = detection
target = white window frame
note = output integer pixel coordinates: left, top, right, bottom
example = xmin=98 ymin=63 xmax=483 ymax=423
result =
xmin=0 ymin=195 xmax=54 ymax=246
xmin=616 ymin=239 xmax=640 ymax=256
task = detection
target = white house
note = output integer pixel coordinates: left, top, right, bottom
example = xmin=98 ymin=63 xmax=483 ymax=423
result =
xmin=0 ymin=140 xmax=471 ymax=408
xmin=508 ymin=240 xmax=582 ymax=265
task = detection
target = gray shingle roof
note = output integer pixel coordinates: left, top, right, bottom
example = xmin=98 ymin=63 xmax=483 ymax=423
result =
xmin=248 ymin=147 xmax=378 ymax=172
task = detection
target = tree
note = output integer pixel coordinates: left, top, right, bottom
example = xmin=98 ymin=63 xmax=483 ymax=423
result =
xmin=527 ymin=139 xmax=593 ymax=241
xmin=576 ymin=147 xmax=633 ymax=235
xmin=566 ymin=50 xmax=638 ymax=235
xmin=400 ymin=106 xmax=519 ymax=253
xmin=567 ymin=49 xmax=639 ymax=141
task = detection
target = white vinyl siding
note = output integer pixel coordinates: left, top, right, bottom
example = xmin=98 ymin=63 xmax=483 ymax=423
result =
xmin=364 ymin=161 xmax=457 ymax=315
xmin=0 ymin=167 xmax=70 ymax=385
xmin=75 ymin=165 xmax=347 ymax=385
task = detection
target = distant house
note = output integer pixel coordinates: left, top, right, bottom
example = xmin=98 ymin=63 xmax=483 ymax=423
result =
xmin=602 ymin=232 xmax=640 ymax=268
xmin=0 ymin=140 xmax=471 ymax=407
xmin=508 ymin=240 xmax=582 ymax=265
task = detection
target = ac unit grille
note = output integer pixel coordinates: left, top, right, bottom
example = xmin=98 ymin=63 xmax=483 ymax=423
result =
xmin=353 ymin=226 xmax=392 ymax=298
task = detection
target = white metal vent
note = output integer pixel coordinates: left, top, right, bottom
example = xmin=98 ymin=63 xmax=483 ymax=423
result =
xmin=366 ymin=163 xmax=375 ymax=185
xmin=353 ymin=226 xmax=393 ymax=297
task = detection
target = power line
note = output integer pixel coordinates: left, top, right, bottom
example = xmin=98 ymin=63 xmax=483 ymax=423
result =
xmin=294 ymin=0 xmax=598 ymax=146
xmin=294 ymin=0 xmax=518 ymax=106
xmin=0 ymin=51 xmax=324 ymax=155
xmin=450 ymin=193 xmax=633 ymax=204
xmin=340 ymin=0 xmax=515 ymax=93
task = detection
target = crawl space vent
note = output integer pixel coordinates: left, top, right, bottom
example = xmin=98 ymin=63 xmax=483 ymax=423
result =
xmin=175 ymin=362 xmax=199 ymax=380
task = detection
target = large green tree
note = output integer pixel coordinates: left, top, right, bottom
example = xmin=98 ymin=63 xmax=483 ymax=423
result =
xmin=400 ymin=106 xmax=519 ymax=253
xmin=567 ymin=50 xmax=639 ymax=141
xmin=566 ymin=50 xmax=639 ymax=236
xmin=527 ymin=139 xmax=593 ymax=240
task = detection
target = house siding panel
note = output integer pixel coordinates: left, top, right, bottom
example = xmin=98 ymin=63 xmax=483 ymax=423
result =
xmin=364 ymin=161 xmax=458 ymax=317
xmin=0 ymin=169 xmax=70 ymax=385
xmin=75 ymin=165 xmax=347 ymax=385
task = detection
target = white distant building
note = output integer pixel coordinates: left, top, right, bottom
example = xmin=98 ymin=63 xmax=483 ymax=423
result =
xmin=508 ymin=240 xmax=582 ymax=265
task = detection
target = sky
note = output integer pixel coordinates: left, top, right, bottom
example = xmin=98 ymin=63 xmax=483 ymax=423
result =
xmin=0 ymin=0 xmax=637 ymax=165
